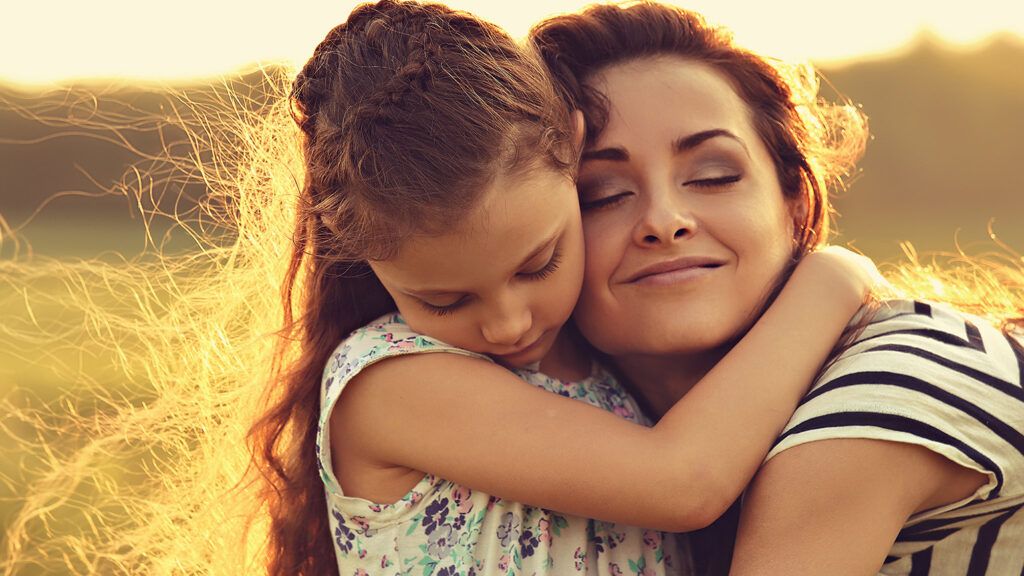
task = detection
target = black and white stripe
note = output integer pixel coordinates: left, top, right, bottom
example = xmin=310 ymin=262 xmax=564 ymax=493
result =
xmin=766 ymin=300 xmax=1024 ymax=575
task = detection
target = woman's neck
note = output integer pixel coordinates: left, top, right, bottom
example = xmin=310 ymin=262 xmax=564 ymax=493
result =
xmin=614 ymin=351 xmax=725 ymax=420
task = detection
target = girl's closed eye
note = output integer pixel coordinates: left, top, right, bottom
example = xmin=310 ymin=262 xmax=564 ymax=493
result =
xmin=419 ymin=296 xmax=468 ymax=317
xmin=520 ymin=248 xmax=562 ymax=281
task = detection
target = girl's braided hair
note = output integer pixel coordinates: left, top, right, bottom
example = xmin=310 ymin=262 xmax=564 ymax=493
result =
xmin=249 ymin=2 xmax=574 ymax=574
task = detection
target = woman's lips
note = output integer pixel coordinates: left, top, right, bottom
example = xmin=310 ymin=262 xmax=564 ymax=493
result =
xmin=626 ymin=256 xmax=725 ymax=284
xmin=633 ymin=264 xmax=719 ymax=286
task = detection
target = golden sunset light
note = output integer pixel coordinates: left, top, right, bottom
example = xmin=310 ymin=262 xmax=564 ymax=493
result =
xmin=3 ymin=0 xmax=1023 ymax=85
xmin=3 ymin=2 xmax=1024 ymax=574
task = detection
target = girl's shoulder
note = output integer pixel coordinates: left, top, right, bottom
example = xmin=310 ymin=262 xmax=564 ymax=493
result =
xmin=323 ymin=313 xmax=490 ymax=402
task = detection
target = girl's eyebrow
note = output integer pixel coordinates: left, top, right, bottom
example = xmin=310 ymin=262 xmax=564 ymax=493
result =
xmin=581 ymin=147 xmax=629 ymax=162
xmin=515 ymin=233 xmax=559 ymax=270
xmin=403 ymin=232 xmax=561 ymax=298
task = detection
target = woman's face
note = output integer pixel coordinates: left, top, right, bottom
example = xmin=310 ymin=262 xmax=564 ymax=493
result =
xmin=370 ymin=166 xmax=585 ymax=368
xmin=574 ymin=56 xmax=799 ymax=358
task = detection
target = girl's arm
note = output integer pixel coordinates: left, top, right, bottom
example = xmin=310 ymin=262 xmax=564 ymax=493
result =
xmin=333 ymin=248 xmax=877 ymax=531
xmin=729 ymin=439 xmax=986 ymax=576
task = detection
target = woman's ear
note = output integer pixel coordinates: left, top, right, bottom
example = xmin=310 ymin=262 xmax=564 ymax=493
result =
xmin=789 ymin=194 xmax=813 ymax=247
xmin=572 ymin=109 xmax=586 ymax=151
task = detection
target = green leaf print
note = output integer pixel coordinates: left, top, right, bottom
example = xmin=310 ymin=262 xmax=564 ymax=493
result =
xmin=551 ymin=515 xmax=568 ymax=536
xmin=418 ymin=556 xmax=438 ymax=576
xmin=628 ymin=556 xmax=647 ymax=574
xmin=407 ymin=514 xmax=423 ymax=536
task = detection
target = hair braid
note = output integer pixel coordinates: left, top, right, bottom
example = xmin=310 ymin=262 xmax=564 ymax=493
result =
xmin=249 ymin=2 xmax=575 ymax=574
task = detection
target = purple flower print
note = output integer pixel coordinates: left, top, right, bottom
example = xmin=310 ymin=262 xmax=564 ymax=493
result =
xmin=351 ymin=515 xmax=377 ymax=537
xmin=607 ymin=528 xmax=626 ymax=550
xmin=422 ymin=497 xmax=450 ymax=534
xmin=612 ymin=404 xmax=634 ymax=420
xmin=519 ymin=527 xmax=540 ymax=558
xmin=334 ymin=521 xmax=356 ymax=554
xmin=452 ymin=513 xmax=466 ymax=530
xmin=574 ymin=547 xmax=587 ymax=571
xmin=427 ymin=523 xmax=456 ymax=558
xmin=436 ymin=567 xmax=457 ymax=576
xmin=496 ymin=512 xmax=520 ymax=547
xmin=642 ymin=530 xmax=660 ymax=550
xmin=452 ymin=485 xmax=474 ymax=514
xmin=537 ymin=517 xmax=552 ymax=546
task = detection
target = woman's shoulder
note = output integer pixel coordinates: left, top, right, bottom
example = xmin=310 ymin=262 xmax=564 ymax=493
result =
xmin=769 ymin=297 xmax=1024 ymax=500
xmin=841 ymin=298 xmax=1022 ymax=376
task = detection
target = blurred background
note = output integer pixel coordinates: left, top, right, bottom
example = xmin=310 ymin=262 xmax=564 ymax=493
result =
xmin=2 ymin=0 xmax=1023 ymax=562
xmin=3 ymin=0 xmax=1023 ymax=258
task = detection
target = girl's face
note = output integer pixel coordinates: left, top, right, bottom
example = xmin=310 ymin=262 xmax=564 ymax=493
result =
xmin=370 ymin=167 xmax=584 ymax=368
xmin=574 ymin=56 xmax=799 ymax=358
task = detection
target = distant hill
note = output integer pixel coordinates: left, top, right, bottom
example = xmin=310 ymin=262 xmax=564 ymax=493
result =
xmin=1 ymin=37 xmax=1022 ymax=260
xmin=820 ymin=33 xmax=1024 ymax=258
xmin=0 ymin=72 xmax=281 ymax=256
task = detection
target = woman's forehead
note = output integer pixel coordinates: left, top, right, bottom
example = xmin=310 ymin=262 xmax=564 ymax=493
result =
xmin=589 ymin=56 xmax=752 ymax=145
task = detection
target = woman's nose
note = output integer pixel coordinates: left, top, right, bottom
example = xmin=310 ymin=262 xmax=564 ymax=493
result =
xmin=632 ymin=185 xmax=697 ymax=246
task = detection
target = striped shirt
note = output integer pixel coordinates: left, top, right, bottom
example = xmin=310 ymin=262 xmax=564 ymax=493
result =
xmin=766 ymin=299 xmax=1024 ymax=575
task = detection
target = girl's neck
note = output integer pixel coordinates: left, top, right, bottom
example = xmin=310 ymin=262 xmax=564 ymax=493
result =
xmin=614 ymin=351 xmax=726 ymax=420
xmin=539 ymin=326 xmax=593 ymax=382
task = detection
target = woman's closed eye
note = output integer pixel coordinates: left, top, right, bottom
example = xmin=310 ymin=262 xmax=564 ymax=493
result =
xmin=580 ymin=191 xmax=632 ymax=212
xmin=684 ymin=174 xmax=742 ymax=189
xmin=578 ymin=174 xmax=636 ymax=212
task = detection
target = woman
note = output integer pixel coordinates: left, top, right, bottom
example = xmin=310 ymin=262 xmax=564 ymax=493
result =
xmin=532 ymin=3 xmax=1024 ymax=575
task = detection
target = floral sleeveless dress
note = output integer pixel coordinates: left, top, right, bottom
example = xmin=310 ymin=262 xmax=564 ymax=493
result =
xmin=317 ymin=314 xmax=690 ymax=575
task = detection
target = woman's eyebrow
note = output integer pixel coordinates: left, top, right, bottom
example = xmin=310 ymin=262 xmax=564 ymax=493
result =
xmin=673 ymin=129 xmax=750 ymax=158
xmin=581 ymin=129 xmax=749 ymax=163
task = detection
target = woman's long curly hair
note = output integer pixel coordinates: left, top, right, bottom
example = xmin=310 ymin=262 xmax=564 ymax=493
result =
xmin=250 ymin=1 xmax=574 ymax=574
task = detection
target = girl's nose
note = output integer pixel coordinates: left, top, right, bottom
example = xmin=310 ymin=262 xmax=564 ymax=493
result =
xmin=480 ymin=296 xmax=532 ymax=346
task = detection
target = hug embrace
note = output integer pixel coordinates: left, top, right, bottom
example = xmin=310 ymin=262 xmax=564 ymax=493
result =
xmin=248 ymin=1 xmax=1024 ymax=575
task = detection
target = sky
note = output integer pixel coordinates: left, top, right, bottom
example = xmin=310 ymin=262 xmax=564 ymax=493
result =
xmin=2 ymin=0 xmax=1023 ymax=85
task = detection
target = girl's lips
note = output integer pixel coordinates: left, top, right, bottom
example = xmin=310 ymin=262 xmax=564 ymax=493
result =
xmin=494 ymin=332 xmax=546 ymax=362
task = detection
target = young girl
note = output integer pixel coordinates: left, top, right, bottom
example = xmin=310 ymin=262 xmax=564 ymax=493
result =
xmin=250 ymin=1 xmax=880 ymax=574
